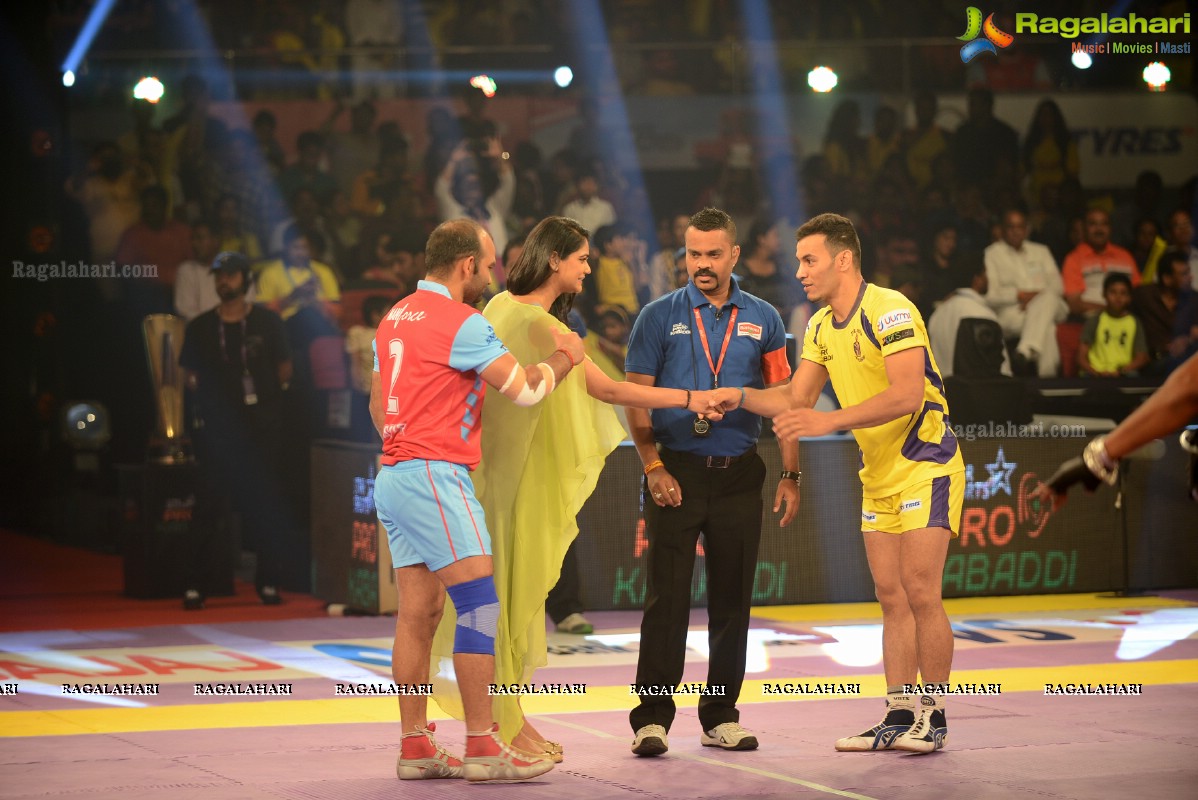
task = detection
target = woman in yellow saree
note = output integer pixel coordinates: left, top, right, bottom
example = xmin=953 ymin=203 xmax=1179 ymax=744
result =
xmin=427 ymin=216 xmax=719 ymax=760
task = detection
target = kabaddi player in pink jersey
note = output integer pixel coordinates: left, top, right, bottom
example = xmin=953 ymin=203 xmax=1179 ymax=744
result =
xmin=370 ymin=218 xmax=583 ymax=782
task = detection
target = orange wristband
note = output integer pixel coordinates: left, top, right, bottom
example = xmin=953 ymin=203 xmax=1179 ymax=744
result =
xmin=554 ymin=347 xmax=579 ymax=367
xmin=643 ymin=459 xmax=664 ymax=475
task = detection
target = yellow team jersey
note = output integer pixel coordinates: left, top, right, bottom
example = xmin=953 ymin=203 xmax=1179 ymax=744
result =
xmin=802 ymin=282 xmax=964 ymax=498
xmin=255 ymin=260 xmax=341 ymax=320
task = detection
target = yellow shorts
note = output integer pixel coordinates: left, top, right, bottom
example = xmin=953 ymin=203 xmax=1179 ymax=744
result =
xmin=861 ymin=473 xmax=964 ymax=536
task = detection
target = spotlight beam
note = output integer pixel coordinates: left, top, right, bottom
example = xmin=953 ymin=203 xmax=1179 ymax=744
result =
xmin=737 ymin=1 xmax=804 ymax=236
xmin=61 ymin=0 xmax=119 ymax=79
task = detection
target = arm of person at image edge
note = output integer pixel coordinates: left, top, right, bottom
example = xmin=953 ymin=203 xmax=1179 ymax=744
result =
xmin=1039 ymin=350 xmax=1198 ymax=507
xmin=623 ymin=310 xmax=798 ymax=524
xmin=369 ymin=320 xmax=588 ymax=439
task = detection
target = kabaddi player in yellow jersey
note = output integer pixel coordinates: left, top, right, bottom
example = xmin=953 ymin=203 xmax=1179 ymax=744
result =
xmin=716 ymin=213 xmax=964 ymax=754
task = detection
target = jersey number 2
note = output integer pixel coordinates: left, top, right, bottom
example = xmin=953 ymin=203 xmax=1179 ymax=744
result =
xmin=385 ymin=339 xmax=404 ymax=414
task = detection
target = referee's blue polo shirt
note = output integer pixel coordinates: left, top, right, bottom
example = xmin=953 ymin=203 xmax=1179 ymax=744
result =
xmin=625 ymin=276 xmax=792 ymax=457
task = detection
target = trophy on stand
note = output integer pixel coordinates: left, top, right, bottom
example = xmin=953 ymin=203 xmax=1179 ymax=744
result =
xmin=142 ymin=314 xmax=191 ymax=463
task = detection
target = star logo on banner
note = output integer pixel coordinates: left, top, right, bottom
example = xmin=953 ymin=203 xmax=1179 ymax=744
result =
xmin=985 ymin=446 xmax=1016 ymax=497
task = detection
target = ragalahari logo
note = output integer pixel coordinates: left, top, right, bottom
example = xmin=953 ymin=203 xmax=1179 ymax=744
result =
xmin=958 ymin=7 xmax=1014 ymax=62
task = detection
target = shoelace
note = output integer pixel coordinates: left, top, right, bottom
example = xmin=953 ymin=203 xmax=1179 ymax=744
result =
xmin=425 ymin=729 xmax=458 ymax=761
xmin=407 ymin=728 xmax=456 ymax=762
xmin=717 ymin=723 xmax=747 ymax=738
xmin=905 ymin=709 xmax=933 ymax=738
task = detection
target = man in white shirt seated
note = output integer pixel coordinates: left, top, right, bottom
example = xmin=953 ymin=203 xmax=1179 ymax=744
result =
xmin=560 ymin=171 xmax=617 ymax=235
xmin=984 ymin=208 xmax=1067 ymax=377
xmin=928 ymin=262 xmax=1011 ymax=378
xmin=175 ymin=222 xmax=256 ymax=321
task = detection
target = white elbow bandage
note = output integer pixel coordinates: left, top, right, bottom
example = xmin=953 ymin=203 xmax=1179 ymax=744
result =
xmin=500 ymin=363 xmax=520 ymax=394
xmin=510 ymin=362 xmax=556 ymax=407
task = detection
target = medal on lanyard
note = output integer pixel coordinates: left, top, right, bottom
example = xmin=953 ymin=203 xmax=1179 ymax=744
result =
xmin=242 ymin=372 xmax=258 ymax=406
xmin=691 ymin=306 xmax=737 ymax=437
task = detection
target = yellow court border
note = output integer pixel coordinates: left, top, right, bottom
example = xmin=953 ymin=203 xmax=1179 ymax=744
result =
xmin=751 ymin=592 xmax=1194 ymax=623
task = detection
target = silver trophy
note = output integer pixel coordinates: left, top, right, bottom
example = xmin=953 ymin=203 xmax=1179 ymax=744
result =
xmin=142 ymin=314 xmax=191 ymax=463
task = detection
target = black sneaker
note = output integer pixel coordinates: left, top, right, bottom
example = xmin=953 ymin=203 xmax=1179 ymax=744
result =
xmin=894 ymin=702 xmax=947 ymax=754
xmin=182 ymin=589 xmax=205 ymax=611
xmin=834 ymin=703 xmax=914 ymax=751
xmin=257 ymin=585 xmax=282 ymax=605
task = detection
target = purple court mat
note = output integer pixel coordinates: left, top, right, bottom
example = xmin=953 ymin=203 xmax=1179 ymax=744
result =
xmin=1 ymin=595 xmax=1196 ymax=799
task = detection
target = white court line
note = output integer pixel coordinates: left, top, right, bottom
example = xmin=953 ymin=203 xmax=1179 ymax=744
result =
xmin=537 ymin=714 xmax=880 ymax=800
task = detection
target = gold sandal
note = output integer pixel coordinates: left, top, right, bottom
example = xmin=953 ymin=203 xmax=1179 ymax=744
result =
xmin=513 ymin=733 xmax=563 ymax=762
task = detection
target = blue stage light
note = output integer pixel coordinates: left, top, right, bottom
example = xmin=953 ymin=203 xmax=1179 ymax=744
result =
xmin=60 ymin=0 xmax=119 ymax=84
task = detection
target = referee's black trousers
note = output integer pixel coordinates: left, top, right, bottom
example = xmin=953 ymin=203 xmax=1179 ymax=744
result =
xmin=629 ymin=448 xmax=765 ymax=733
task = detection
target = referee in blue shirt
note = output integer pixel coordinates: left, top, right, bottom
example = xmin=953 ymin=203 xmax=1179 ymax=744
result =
xmin=624 ymin=208 xmax=799 ymax=756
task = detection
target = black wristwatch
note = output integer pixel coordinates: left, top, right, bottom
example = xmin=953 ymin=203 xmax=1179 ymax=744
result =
xmin=780 ymin=470 xmax=802 ymax=486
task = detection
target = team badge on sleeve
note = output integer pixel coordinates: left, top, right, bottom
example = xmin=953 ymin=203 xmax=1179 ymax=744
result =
xmin=737 ymin=322 xmax=762 ymax=340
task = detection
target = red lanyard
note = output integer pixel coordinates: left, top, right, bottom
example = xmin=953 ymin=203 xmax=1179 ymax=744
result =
xmin=692 ymin=306 xmax=737 ymax=388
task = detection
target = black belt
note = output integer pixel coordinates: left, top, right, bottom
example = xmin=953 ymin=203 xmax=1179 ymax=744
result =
xmin=662 ymin=444 xmax=757 ymax=469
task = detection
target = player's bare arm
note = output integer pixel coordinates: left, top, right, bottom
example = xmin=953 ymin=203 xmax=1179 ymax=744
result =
xmin=715 ymin=358 xmax=827 ymax=417
xmin=1041 ymin=352 xmax=1198 ymax=506
xmin=772 ymin=375 xmax=802 ymax=526
xmin=774 ymin=347 xmax=923 ymax=439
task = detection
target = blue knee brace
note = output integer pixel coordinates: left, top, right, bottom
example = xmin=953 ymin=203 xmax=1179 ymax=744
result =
xmin=447 ymin=576 xmax=499 ymax=655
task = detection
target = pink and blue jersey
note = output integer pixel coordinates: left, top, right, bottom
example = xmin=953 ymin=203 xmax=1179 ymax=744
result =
xmin=374 ymin=281 xmax=509 ymax=470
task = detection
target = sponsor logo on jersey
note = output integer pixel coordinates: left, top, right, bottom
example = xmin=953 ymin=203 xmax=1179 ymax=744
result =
xmin=737 ymin=322 xmax=762 ymax=340
xmin=862 ymin=511 xmax=877 ymax=522
xmin=883 ymin=329 xmax=915 ymax=346
xmin=670 ymin=323 xmax=691 ymax=336
xmin=385 ymin=303 xmax=427 ymax=325
xmin=876 ymin=309 xmax=913 ymax=333
xmin=901 ymin=499 xmax=923 ymax=511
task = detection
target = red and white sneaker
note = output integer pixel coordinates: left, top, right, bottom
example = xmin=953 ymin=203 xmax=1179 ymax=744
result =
xmin=463 ymin=724 xmax=555 ymax=782
xmin=397 ymin=722 xmax=464 ymax=780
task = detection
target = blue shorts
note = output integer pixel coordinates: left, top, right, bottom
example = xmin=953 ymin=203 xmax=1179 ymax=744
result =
xmin=374 ymin=459 xmax=492 ymax=572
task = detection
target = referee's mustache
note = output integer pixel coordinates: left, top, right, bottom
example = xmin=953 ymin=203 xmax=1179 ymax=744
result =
xmin=694 ymin=268 xmax=717 ymax=280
